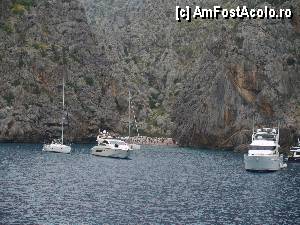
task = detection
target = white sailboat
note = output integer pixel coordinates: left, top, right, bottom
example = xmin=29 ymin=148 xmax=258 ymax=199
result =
xmin=43 ymin=76 xmax=71 ymax=154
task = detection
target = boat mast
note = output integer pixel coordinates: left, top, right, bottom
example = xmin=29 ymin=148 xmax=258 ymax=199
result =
xmin=252 ymin=115 xmax=255 ymax=141
xmin=252 ymin=116 xmax=255 ymax=133
xmin=128 ymin=90 xmax=131 ymax=138
xmin=277 ymin=120 xmax=280 ymax=143
xmin=61 ymin=75 xmax=65 ymax=145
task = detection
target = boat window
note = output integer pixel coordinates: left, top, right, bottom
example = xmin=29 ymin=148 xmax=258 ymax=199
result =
xmin=103 ymin=140 xmax=109 ymax=144
xmin=296 ymin=152 xmax=300 ymax=156
xmin=254 ymin=134 xmax=276 ymax=140
xmin=249 ymin=146 xmax=276 ymax=150
xmin=109 ymin=140 xmax=126 ymax=145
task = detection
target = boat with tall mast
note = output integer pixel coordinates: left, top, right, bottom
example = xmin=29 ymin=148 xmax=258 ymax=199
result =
xmin=43 ymin=75 xmax=71 ymax=154
xmin=244 ymin=123 xmax=286 ymax=171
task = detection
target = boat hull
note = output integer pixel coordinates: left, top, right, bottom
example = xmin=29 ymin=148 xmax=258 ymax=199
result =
xmin=43 ymin=144 xmax=71 ymax=154
xmin=91 ymin=146 xmax=130 ymax=159
xmin=244 ymin=154 xmax=285 ymax=171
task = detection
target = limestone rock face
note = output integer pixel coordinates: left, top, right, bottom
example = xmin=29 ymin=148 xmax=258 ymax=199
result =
xmin=0 ymin=0 xmax=116 ymax=142
xmin=172 ymin=1 xmax=300 ymax=150
xmin=0 ymin=0 xmax=299 ymax=150
xmin=80 ymin=0 xmax=300 ymax=149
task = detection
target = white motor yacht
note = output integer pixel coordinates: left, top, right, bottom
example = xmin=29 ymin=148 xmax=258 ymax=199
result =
xmin=288 ymin=139 xmax=300 ymax=162
xmin=244 ymin=127 xmax=287 ymax=171
xmin=91 ymin=135 xmax=131 ymax=159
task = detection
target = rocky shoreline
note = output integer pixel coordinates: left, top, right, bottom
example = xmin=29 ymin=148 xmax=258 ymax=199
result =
xmin=128 ymin=136 xmax=178 ymax=147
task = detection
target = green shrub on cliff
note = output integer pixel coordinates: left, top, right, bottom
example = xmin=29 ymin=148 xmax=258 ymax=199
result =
xmin=3 ymin=92 xmax=15 ymax=106
xmin=14 ymin=0 xmax=34 ymax=8
xmin=1 ymin=22 xmax=14 ymax=34
xmin=32 ymin=42 xmax=49 ymax=57
xmin=84 ymin=76 xmax=94 ymax=86
xmin=11 ymin=0 xmax=34 ymax=14
xmin=11 ymin=3 xmax=26 ymax=14
xmin=32 ymin=42 xmax=48 ymax=51
xmin=12 ymin=80 xmax=21 ymax=87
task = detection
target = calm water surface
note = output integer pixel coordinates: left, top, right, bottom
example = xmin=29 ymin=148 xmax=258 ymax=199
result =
xmin=0 ymin=144 xmax=299 ymax=225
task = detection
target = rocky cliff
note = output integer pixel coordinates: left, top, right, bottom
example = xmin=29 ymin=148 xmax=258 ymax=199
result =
xmin=171 ymin=1 xmax=300 ymax=150
xmin=0 ymin=0 xmax=299 ymax=150
xmin=0 ymin=0 xmax=115 ymax=142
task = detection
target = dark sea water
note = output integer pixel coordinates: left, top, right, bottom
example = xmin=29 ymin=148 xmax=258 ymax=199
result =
xmin=0 ymin=144 xmax=299 ymax=225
